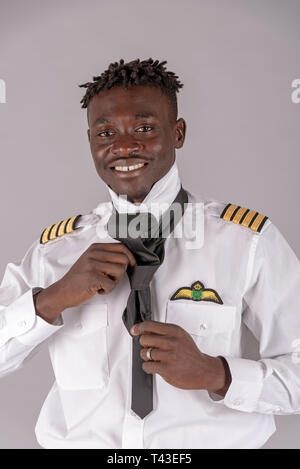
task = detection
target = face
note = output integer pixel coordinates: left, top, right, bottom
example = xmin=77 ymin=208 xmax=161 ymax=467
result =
xmin=87 ymin=85 xmax=186 ymax=203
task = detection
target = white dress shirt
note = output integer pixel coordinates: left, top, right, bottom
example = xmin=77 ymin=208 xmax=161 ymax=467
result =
xmin=0 ymin=162 xmax=300 ymax=449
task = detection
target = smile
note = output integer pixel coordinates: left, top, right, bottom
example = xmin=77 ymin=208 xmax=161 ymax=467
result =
xmin=112 ymin=162 xmax=148 ymax=172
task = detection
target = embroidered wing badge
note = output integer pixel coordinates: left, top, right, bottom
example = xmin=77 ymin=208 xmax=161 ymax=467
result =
xmin=171 ymin=280 xmax=223 ymax=304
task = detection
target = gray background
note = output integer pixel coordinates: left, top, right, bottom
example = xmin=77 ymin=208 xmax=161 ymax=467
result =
xmin=0 ymin=0 xmax=299 ymax=449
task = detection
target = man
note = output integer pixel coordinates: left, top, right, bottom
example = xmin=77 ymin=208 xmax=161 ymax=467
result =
xmin=0 ymin=58 xmax=299 ymax=449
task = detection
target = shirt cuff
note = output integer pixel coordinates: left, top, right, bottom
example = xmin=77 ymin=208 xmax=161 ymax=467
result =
xmin=208 ymin=357 xmax=265 ymax=413
xmin=0 ymin=289 xmax=63 ymax=348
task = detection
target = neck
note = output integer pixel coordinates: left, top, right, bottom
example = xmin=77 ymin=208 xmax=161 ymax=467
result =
xmin=127 ymin=195 xmax=148 ymax=205
xmin=107 ymin=162 xmax=181 ymax=214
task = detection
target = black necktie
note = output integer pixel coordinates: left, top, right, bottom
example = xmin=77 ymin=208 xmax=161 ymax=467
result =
xmin=107 ymin=186 xmax=188 ymax=419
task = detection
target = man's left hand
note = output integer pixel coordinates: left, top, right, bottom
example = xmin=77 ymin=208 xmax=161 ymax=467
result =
xmin=130 ymin=320 xmax=231 ymax=396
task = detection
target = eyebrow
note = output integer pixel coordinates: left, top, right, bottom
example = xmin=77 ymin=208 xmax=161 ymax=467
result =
xmin=92 ymin=113 xmax=155 ymax=126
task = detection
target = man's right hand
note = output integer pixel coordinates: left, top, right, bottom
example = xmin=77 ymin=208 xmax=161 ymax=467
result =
xmin=34 ymin=243 xmax=136 ymax=324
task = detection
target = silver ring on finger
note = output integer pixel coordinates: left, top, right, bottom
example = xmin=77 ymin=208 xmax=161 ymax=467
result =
xmin=146 ymin=347 xmax=153 ymax=361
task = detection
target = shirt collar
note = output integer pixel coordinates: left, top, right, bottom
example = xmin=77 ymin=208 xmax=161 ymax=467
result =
xmin=105 ymin=161 xmax=181 ymax=215
xmin=92 ymin=163 xmax=204 ymax=249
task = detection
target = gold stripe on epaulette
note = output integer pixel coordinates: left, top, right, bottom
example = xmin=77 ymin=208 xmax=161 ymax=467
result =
xmin=57 ymin=218 xmax=69 ymax=237
xmin=241 ymin=209 xmax=257 ymax=228
xmin=49 ymin=222 xmax=61 ymax=240
xmin=66 ymin=215 xmax=78 ymax=233
xmin=40 ymin=214 xmax=81 ymax=244
xmin=222 ymin=204 xmax=239 ymax=222
xmin=232 ymin=206 xmax=248 ymax=224
xmin=40 ymin=224 xmax=54 ymax=245
xmin=250 ymin=212 xmax=267 ymax=232
xmin=220 ymin=204 xmax=268 ymax=233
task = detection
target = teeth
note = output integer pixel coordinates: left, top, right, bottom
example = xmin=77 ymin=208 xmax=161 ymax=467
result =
xmin=114 ymin=163 xmax=145 ymax=172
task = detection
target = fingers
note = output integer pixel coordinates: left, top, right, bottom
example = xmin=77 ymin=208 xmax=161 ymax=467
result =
xmin=90 ymin=250 xmax=131 ymax=268
xmin=140 ymin=347 xmax=170 ymax=362
xmin=89 ymin=243 xmax=136 ymax=268
xmin=142 ymin=360 xmax=166 ymax=375
xmin=93 ymin=272 xmax=116 ymax=294
xmin=131 ymin=320 xmax=181 ymax=337
xmin=139 ymin=334 xmax=174 ymax=350
xmin=90 ymin=259 xmax=126 ymax=282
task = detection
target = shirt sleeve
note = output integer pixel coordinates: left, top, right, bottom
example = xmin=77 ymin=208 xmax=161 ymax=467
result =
xmin=0 ymin=240 xmax=63 ymax=377
xmin=219 ymin=221 xmax=300 ymax=415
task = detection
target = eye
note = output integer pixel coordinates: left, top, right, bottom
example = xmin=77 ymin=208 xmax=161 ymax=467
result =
xmin=136 ymin=125 xmax=153 ymax=132
xmin=97 ymin=130 xmax=114 ymax=137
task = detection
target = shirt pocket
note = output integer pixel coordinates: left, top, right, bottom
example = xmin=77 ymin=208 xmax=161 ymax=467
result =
xmin=49 ymin=303 xmax=109 ymax=391
xmin=166 ymin=301 xmax=236 ymax=357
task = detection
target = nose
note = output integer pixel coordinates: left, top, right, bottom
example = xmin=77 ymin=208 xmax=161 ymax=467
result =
xmin=111 ymin=135 xmax=142 ymax=157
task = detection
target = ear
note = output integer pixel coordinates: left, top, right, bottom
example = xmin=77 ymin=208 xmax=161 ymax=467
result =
xmin=174 ymin=118 xmax=186 ymax=149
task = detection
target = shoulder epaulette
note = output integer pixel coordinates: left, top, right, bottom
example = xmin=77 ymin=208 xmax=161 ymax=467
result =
xmin=40 ymin=214 xmax=82 ymax=244
xmin=220 ymin=204 xmax=268 ymax=233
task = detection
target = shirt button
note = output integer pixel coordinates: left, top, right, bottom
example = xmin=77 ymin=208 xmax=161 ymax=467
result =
xmin=232 ymin=398 xmax=243 ymax=406
xmin=17 ymin=320 xmax=27 ymax=329
xmin=199 ymin=323 xmax=207 ymax=330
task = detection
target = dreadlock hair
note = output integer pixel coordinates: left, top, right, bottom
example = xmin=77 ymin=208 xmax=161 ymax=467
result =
xmin=79 ymin=58 xmax=183 ymax=122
